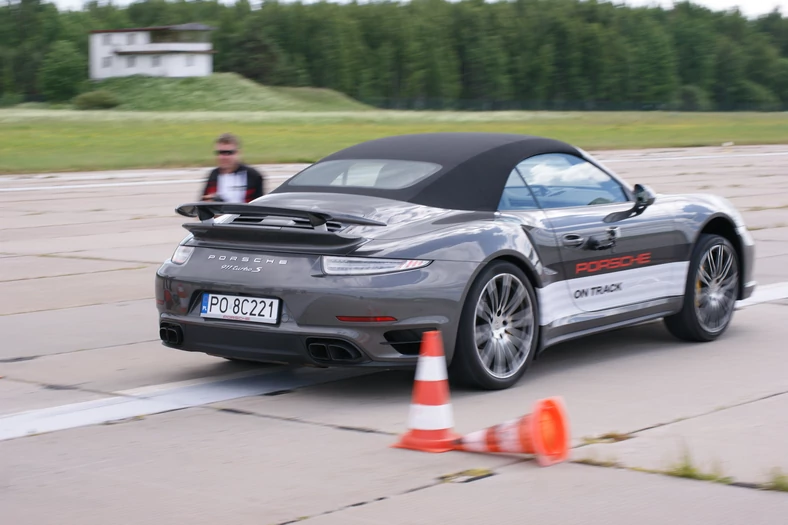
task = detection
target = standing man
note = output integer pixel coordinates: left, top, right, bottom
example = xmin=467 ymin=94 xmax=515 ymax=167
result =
xmin=200 ymin=133 xmax=265 ymax=203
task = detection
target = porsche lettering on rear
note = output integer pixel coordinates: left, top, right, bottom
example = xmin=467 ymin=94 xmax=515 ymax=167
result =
xmin=208 ymin=254 xmax=288 ymax=265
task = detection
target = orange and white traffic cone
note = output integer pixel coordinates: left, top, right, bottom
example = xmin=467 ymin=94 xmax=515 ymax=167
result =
xmin=392 ymin=330 xmax=461 ymax=453
xmin=453 ymin=397 xmax=571 ymax=466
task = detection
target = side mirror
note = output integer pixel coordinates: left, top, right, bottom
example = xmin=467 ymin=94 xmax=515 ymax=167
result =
xmin=633 ymin=184 xmax=656 ymax=207
xmin=603 ymin=184 xmax=656 ymax=223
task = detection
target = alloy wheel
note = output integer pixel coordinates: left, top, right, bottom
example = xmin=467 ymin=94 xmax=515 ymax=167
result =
xmin=473 ymin=273 xmax=535 ymax=379
xmin=694 ymin=242 xmax=739 ymax=334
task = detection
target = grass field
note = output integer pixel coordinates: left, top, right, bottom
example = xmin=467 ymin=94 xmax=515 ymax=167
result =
xmin=1 ymin=109 xmax=787 ymax=174
xmin=78 ymin=73 xmax=372 ymax=112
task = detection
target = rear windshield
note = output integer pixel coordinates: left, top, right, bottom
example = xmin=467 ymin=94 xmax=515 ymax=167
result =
xmin=286 ymin=159 xmax=442 ymax=189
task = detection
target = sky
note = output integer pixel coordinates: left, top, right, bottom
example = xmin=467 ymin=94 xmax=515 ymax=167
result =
xmin=623 ymin=0 xmax=786 ymax=17
xmin=48 ymin=0 xmax=788 ymax=18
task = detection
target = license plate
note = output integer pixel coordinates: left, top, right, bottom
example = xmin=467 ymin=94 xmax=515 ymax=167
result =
xmin=200 ymin=293 xmax=280 ymax=324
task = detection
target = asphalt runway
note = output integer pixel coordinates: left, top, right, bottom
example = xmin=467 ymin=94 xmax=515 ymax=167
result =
xmin=2 ymin=144 xmax=788 ymax=524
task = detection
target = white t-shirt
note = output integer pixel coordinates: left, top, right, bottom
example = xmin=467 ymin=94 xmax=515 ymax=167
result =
xmin=216 ymin=169 xmax=248 ymax=203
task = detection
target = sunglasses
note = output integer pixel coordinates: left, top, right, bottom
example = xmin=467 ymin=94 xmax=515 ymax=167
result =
xmin=215 ymin=149 xmax=237 ymax=156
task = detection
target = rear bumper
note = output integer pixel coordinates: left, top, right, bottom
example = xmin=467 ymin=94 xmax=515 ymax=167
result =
xmin=154 ymin=255 xmax=479 ymax=366
xmin=158 ymin=315 xmax=424 ymax=368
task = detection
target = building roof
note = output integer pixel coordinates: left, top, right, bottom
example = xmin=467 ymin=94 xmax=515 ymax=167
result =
xmin=90 ymin=23 xmax=215 ymax=34
xmin=114 ymin=50 xmax=217 ymax=55
xmin=273 ymin=132 xmax=581 ymax=212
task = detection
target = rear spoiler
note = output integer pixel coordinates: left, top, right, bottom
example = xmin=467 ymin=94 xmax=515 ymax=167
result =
xmin=175 ymin=202 xmax=386 ymax=228
xmin=174 ymin=202 xmax=384 ymax=254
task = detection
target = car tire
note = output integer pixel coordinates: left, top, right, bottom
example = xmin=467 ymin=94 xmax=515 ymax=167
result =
xmin=663 ymin=234 xmax=740 ymax=342
xmin=449 ymin=260 xmax=539 ymax=390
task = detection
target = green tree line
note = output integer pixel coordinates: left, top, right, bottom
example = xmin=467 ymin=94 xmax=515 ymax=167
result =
xmin=2 ymin=0 xmax=788 ymax=110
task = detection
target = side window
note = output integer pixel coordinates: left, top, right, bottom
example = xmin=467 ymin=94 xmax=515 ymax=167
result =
xmin=516 ymin=153 xmax=629 ymax=209
xmin=498 ymin=169 xmax=539 ymax=211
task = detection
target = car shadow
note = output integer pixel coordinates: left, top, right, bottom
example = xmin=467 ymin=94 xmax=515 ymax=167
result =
xmin=211 ymin=317 xmax=750 ymax=402
xmin=526 ymin=320 xmax=681 ymax=380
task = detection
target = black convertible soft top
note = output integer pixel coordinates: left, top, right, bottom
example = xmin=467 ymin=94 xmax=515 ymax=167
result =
xmin=272 ymin=132 xmax=582 ymax=212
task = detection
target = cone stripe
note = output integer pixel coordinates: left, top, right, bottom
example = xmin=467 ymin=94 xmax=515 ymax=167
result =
xmin=406 ymin=403 xmax=454 ymax=431
xmin=496 ymin=419 xmax=522 ymax=453
xmin=457 ymin=429 xmax=489 ymax=452
xmin=486 ymin=427 xmax=501 ymax=453
xmin=412 ymin=378 xmax=451 ymax=407
xmin=414 ymin=355 xmax=448 ymax=382
xmin=420 ymin=332 xmax=445 ymax=357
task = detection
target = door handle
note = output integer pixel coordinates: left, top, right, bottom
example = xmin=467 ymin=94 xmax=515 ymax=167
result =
xmin=562 ymin=234 xmax=585 ymax=247
xmin=586 ymin=227 xmax=620 ymax=250
xmin=587 ymin=237 xmax=615 ymax=250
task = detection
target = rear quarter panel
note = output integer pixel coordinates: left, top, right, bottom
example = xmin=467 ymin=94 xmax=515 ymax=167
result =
xmin=352 ymin=211 xmax=562 ymax=301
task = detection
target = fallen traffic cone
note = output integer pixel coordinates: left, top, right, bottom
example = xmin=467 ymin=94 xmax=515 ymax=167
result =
xmin=392 ymin=330 xmax=461 ymax=453
xmin=453 ymin=397 xmax=571 ymax=467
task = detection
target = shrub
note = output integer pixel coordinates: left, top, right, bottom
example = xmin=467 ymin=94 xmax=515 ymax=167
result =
xmin=73 ymin=90 xmax=121 ymax=110
xmin=0 ymin=92 xmax=23 ymax=107
xmin=739 ymin=81 xmax=782 ymax=111
xmin=669 ymin=85 xmax=714 ymax=111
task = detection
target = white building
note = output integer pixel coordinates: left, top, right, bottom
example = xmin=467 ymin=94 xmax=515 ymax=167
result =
xmin=89 ymin=23 xmax=216 ymax=80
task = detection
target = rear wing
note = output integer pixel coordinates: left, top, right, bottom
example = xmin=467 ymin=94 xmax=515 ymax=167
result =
xmin=175 ymin=202 xmax=386 ymax=228
xmin=174 ymin=202 xmax=386 ymax=253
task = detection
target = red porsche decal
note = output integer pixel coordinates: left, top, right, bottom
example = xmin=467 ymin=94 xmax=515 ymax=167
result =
xmin=576 ymin=252 xmax=652 ymax=275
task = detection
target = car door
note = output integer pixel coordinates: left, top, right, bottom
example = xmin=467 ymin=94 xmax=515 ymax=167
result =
xmin=496 ymin=167 xmax=566 ymax=284
xmin=513 ymin=153 xmax=682 ymax=316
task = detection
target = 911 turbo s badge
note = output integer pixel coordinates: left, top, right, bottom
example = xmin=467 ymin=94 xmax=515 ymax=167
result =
xmin=221 ymin=265 xmax=262 ymax=273
xmin=574 ymin=283 xmax=622 ymax=299
xmin=207 ymin=254 xmax=288 ymax=265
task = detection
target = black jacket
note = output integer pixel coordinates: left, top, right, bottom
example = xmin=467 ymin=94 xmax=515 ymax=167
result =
xmin=200 ymin=164 xmax=264 ymax=203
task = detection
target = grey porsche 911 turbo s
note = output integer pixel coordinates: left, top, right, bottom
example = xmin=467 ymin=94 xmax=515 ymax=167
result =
xmin=156 ymin=132 xmax=756 ymax=390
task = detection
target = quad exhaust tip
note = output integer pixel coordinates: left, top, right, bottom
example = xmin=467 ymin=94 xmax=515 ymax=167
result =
xmin=306 ymin=339 xmax=364 ymax=363
xmin=159 ymin=322 xmax=184 ymax=346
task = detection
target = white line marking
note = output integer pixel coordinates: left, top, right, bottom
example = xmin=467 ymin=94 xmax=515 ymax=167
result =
xmin=115 ymin=367 xmax=284 ymax=397
xmin=0 ymin=366 xmax=372 ymax=441
xmin=0 ymin=179 xmax=205 ymax=192
xmin=736 ymin=282 xmax=788 ymax=309
xmin=0 ymin=175 xmax=296 ymax=193
xmin=602 ymin=152 xmax=788 ymax=163
xmin=0 ymin=172 xmax=205 ymax=184
xmin=0 ymin=165 xmax=305 ymax=184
